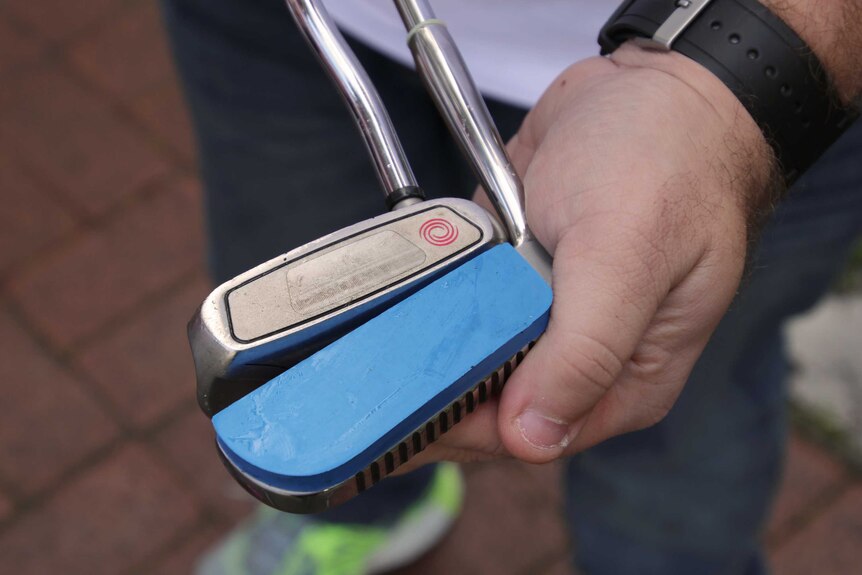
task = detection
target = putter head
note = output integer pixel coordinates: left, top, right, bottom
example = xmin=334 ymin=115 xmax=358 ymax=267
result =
xmin=212 ymin=244 xmax=552 ymax=513
xmin=190 ymin=198 xmax=504 ymax=416
xmin=195 ymin=0 xmax=557 ymax=515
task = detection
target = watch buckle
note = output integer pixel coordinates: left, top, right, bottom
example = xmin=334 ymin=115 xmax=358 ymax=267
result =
xmin=634 ymin=0 xmax=713 ymax=51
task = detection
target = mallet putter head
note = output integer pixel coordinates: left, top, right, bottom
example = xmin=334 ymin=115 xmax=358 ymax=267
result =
xmin=190 ymin=197 xmax=504 ymax=416
xmin=201 ymin=0 xmax=555 ymax=514
xmin=212 ymin=243 xmax=552 ymax=513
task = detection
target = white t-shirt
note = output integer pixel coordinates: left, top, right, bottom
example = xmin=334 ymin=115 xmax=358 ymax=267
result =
xmin=327 ymin=1 xmax=618 ymax=108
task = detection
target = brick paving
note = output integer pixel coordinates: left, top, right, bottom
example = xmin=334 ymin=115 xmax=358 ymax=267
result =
xmin=0 ymin=156 xmax=76 ymax=276
xmin=0 ymin=65 xmax=170 ymax=218
xmin=770 ymin=486 xmax=862 ymax=575
xmin=0 ymin=1 xmax=859 ymax=573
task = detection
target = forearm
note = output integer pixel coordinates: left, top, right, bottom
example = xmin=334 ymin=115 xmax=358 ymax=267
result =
xmin=762 ymin=0 xmax=862 ymax=104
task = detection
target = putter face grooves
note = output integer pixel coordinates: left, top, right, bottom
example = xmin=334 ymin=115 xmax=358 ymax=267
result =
xmin=350 ymin=340 xmax=531 ymax=493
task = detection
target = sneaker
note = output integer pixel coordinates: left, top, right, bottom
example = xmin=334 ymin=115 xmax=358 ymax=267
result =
xmin=197 ymin=463 xmax=464 ymax=575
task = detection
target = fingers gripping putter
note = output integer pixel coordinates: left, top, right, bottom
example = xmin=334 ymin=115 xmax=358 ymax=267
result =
xmin=194 ymin=0 xmax=553 ymax=513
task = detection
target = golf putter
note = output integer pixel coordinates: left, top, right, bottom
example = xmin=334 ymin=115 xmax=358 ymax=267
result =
xmin=210 ymin=0 xmax=553 ymax=514
xmin=188 ymin=0 xmax=508 ymax=417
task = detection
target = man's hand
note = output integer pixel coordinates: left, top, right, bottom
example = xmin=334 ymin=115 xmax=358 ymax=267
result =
xmin=399 ymin=42 xmax=779 ymax=470
xmin=496 ymin=44 xmax=778 ymax=462
xmin=396 ymin=0 xmax=862 ymax=469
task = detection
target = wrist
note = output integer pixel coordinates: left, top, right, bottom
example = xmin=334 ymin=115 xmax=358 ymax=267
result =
xmin=608 ymin=43 xmax=780 ymax=220
xmin=599 ymin=0 xmax=860 ymax=184
xmin=759 ymin=0 xmax=862 ymax=105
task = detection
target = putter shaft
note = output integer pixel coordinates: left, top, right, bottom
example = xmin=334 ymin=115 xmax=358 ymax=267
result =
xmin=284 ymin=0 xmax=421 ymax=206
xmin=395 ymin=0 xmax=528 ymax=246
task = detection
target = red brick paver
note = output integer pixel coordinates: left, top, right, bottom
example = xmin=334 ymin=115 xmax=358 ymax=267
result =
xmin=771 ymin=486 xmax=862 ymax=575
xmin=154 ymin=407 xmax=257 ymax=522
xmin=131 ymin=78 xmax=197 ymax=166
xmin=0 ymin=443 xmax=199 ymax=575
xmin=148 ymin=523 xmax=230 ymax=575
xmin=0 ymin=157 xmax=77 ymax=277
xmin=0 ymin=65 xmax=170 ymax=217
xmin=0 ymin=491 xmax=12 ymax=523
xmin=68 ymin=0 xmax=175 ymax=102
xmin=544 ymin=555 xmax=579 ymax=575
xmin=75 ymin=275 xmax=211 ymax=430
xmin=390 ymin=461 xmax=570 ymax=575
xmin=0 ymin=306 xmax=118 ymax=497
xmin=0 ymin=12 xmax=44 ymax=77
xmin=8 ymin=177 xmax=203 ymax=349
xmin=767 ymin=435 xmax=847 ymax=542
xmin=2 ymin=0 xmax=128 ymax=43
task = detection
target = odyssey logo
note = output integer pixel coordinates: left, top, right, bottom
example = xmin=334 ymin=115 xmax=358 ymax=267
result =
xmin=419 ymin=218 xmax=459 ymax=246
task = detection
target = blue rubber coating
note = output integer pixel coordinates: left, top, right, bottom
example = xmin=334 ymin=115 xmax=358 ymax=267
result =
xmin=213 ymin=244 xmax=552 ymax=493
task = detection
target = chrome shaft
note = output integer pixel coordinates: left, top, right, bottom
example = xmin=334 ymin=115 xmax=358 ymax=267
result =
xmin=394 ymin=0 xmax=530 ymax=248
xmin=283 ymin=0 xmax=419 ymax=202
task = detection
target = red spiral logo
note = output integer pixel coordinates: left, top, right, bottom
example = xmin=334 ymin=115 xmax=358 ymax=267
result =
xmin=420 ymin=218 xmax=459 ymax=246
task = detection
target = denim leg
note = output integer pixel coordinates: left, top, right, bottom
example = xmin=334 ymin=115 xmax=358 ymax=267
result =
xmin=566 ymin=122 xmax=862 ymax=575
xmin=162 ymin=0 xmax=527 ymax=523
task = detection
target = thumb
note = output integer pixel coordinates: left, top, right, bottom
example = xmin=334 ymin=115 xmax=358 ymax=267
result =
xmin=497 ymin=223 xmax=665 ymax=463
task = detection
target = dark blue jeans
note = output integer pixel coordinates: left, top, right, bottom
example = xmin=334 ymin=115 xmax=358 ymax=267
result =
xmin=163 ymin=0 xmax=862 ymax=572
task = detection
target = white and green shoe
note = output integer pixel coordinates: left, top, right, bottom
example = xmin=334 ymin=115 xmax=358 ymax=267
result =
xmin=197 ymin=463 xmax=464 ymax=575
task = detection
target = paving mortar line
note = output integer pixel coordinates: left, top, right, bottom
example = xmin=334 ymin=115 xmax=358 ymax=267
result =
xmin=0 ymin=396 xmax=208 ymax=536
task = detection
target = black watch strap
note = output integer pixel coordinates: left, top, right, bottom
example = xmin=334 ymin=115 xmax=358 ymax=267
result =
xmin=599 ymin=0 xmax=859 ymax=183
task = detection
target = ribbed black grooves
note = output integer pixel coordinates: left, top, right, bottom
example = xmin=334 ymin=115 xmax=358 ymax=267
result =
xmin=353 ymin=340 xmax=535 ymax=493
